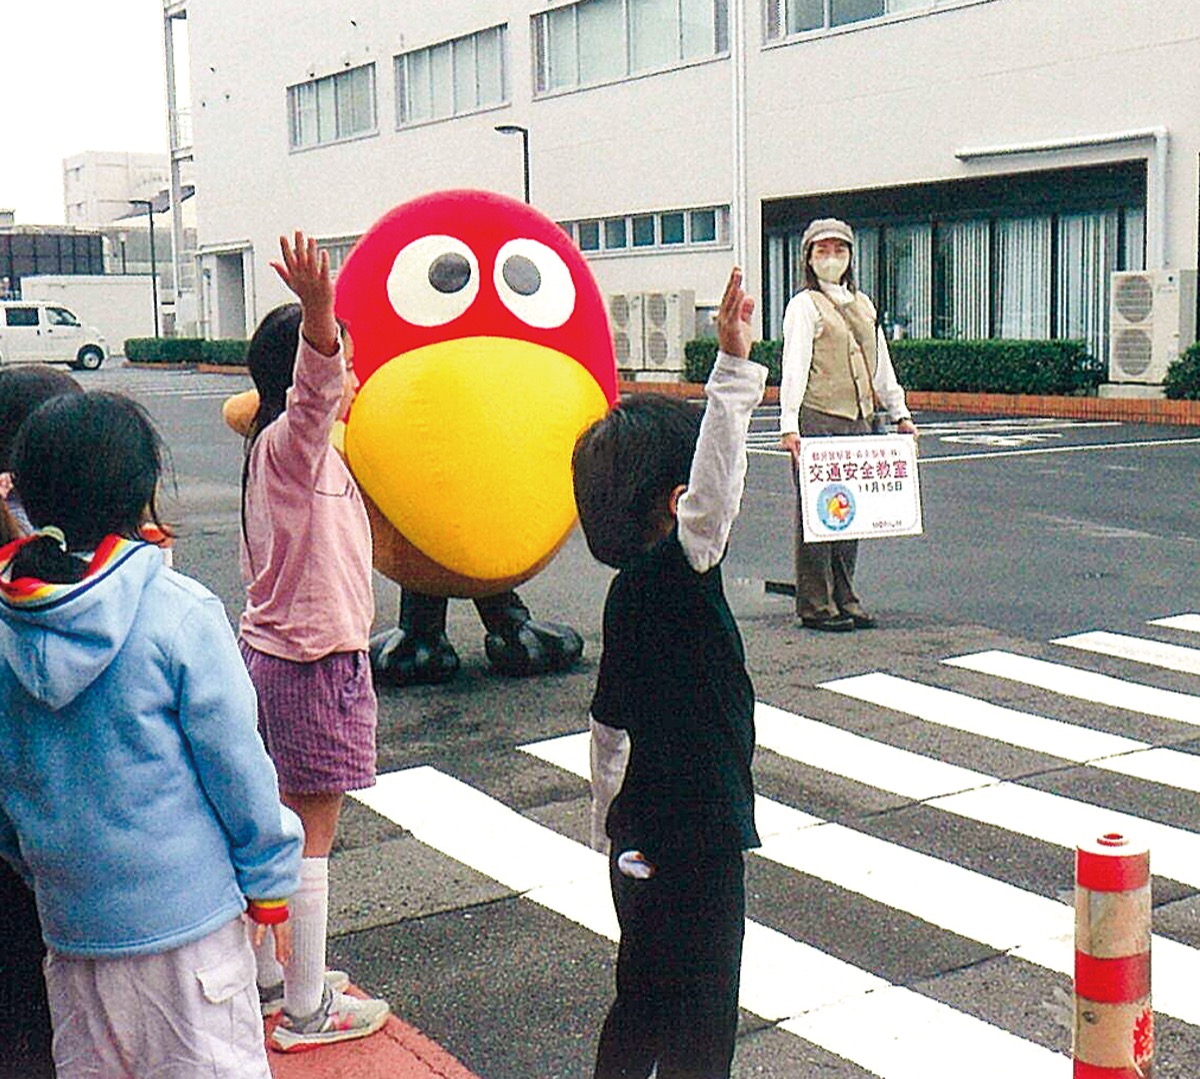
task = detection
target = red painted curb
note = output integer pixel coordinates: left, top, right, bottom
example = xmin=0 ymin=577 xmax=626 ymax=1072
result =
xmin=1074 ymin=1062 xmax=1146 ymax=1078
xmin=265 ymin=988 xmax=481 ymax=1079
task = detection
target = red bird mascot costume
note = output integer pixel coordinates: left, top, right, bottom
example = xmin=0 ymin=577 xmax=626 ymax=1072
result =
xmin=316 ymin=190 xmax=616 ymax=683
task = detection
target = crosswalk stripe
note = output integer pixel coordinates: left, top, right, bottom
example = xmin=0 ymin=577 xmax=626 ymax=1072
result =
xmin=1151 ymin=614 xmax=1200 ymax=633
xmin=753 ymin=704 xmax=1200 ymax=888
xmin=821 ymin=672 xmax=1200 ymax=793
xmin=943 ymin=649 xmax=1200 ymax=726
xmin=519 ymin=731 xmax=1200 ymax=1028
xmin=352 ymin=766 xmax=1065 ymax=1075
xmin=1052 ymin=629 xmax=1200 ymax=676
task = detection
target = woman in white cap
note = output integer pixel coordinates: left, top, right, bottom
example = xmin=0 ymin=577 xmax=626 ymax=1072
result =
xmin=779 ymin=218 xmax=918 ymax=631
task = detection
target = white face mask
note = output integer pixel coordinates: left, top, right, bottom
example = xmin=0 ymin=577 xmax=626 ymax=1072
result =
xmin=811 ymin=252 xmax=850 ymax=284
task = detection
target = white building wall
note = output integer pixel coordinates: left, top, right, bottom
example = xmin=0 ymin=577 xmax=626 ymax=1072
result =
xmin=184 ymin=0 xmax=1200 ymax=354
xmin=63 ymin=151 xmax=171 ymax=226
xmin=752 ymin=0 xmax=1200 ymax=268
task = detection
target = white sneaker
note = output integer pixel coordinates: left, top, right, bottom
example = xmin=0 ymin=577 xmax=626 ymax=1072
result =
xmin=259 ymin=969 xmax=350 ymax=1017
xmin=270 ymin=985 xmax=390 ymax=1052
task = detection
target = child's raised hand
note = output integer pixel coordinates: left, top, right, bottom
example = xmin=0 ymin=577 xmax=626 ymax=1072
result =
xmin=716 ymin=266 xmax=755 ymax=360
xmin=272 ymin=231 xmax=339 ymax=356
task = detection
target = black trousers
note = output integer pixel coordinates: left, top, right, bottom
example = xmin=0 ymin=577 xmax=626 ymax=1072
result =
xmin=594 ymin=849 xmax=745 ymax=1079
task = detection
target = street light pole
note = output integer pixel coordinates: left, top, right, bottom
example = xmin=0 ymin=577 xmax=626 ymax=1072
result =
xmin=494 ymin=124 xmax=530 ymax=204
xmin=130 ymin=198 xmax=160 ymax=337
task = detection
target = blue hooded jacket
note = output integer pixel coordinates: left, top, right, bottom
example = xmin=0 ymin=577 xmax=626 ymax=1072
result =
xmin=0 ymin=538 xmax=303 ymax=957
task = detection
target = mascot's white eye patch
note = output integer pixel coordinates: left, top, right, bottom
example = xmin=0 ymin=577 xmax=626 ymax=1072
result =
xmin=387 ymin=234 xmax=480 ymax=327
xmin=493 ymin=238 xmax=575 ymax=329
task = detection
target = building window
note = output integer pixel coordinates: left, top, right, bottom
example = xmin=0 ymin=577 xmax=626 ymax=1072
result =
xmin=534 ymin=0 xmax=730 ymax=94
xmin=316 ymin=236 xmax=363 ymax=277
xmin=288 ymin=65 xmax=377 ymax=150
xmin=765 ymin=0 xmax=985 ymax=40
xmin=396 ymin=25 xmax=508 ymax=126
xmin=993 ymin=216 xmax=1051 ymax=340
xmin=560 ymin=205 xmax=730 ymax=255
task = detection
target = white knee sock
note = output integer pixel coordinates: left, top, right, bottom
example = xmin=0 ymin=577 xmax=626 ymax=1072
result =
xmin=284 ymin=857 xmax=330 ymax=1018
xmin=254 ymin=924 xmax=285 ymax=989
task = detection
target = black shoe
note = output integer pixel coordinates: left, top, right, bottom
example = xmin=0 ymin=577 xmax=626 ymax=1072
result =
xmin=844 ymin=612 xmax=876 ymax=630
xmin=800 ymin=615 xmax=856 ymax=632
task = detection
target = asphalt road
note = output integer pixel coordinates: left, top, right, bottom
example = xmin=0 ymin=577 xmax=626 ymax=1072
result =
xmin=63 ymin=364 xmax=1200 ymax=1078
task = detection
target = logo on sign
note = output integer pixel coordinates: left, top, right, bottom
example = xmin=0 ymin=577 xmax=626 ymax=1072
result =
xmin=817 ymin=484 xmax=855 ymax=531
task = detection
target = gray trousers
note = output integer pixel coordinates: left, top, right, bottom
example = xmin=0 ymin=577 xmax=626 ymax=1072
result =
xmin=793 ymin=406 xmax=872 ymax=620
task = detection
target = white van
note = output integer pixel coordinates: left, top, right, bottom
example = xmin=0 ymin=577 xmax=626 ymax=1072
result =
xmin=0 ymin=301 xmax=108 ymax=370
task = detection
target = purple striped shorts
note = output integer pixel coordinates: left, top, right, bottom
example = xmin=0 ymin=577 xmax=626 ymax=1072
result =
xmin=239 ymin=641 xmax=378 ymax=794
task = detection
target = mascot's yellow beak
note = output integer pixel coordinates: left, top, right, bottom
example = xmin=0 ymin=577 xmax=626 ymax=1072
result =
xmin=344 ymin=336 xmax=608 ymax=583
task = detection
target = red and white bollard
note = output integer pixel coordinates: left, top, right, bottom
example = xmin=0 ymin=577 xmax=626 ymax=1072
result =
xmin=1074 ymin=832 xmax=1153 ymax=1078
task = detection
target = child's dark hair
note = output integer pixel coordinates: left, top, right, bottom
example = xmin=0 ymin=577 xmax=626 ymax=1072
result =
xmin=8 ymin=393 xmax=168 ymax=583
xmin=245 ymin=303 xmax=304 ymax=444
xmin=0 ymin=365 xmax=84 ymax=469
xmin=572 ymin=394 xmax=701 ymax=569
xmin=240 ymin=303 xmax=302 ymax=548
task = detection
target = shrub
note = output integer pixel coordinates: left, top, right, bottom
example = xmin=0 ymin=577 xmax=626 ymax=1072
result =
xmin=683 ymin=338 xmax=783 ymax=385
xmin=889 ymin=339 xmax=1102 ymax=396
xmin=1163 ymin=342 xmax=1200 ymax=400
xmin=201 ymin=339 xmax=250 ymax=366
xmin=124 ymin=337 xmax=205 ymax=363
xmin=684 ymin=336 xmax=1099 ymax=395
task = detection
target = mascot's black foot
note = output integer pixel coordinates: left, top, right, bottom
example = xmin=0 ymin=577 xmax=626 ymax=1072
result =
xmin=370 ymin=627 xmax=460 ymax=686
xmin=370 ymin=591 xmax=460 ymax=686
xmin=476 ymin=591 xmax=583 ymax=678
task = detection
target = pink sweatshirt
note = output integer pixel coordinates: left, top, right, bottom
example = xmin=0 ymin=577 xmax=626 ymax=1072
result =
xmin=238 ymin=336 xmax=373 ymax=661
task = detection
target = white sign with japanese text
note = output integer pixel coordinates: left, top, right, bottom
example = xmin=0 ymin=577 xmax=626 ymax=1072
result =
xmin=799 ymin=434 xmax=922 ymax=542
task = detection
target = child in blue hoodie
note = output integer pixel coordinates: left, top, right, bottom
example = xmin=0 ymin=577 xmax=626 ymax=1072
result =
xmin=0 ymin=392 xmax=303 ymax=1079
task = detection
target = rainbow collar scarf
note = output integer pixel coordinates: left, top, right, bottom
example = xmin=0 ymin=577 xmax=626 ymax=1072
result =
xmin=0 ymin=535 xmax=145 ymax=611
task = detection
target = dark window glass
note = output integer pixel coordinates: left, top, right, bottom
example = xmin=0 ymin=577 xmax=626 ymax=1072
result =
xmin=632 ymin=215 xmax=656 ymax=246
xmin=691 ymin=209 xmax=717 ymax=242
xmin=831 ymin=0 xmax=886 ymax=26
xmin=660 ymin=212 xmax=685 ymax=245
xmin=6 ymin=307 xmax=39 ymax=327
xmin=578 ymin=220 xmax=601 ymax=250
xmin=604 ymin=218 xmax=628 ymax=249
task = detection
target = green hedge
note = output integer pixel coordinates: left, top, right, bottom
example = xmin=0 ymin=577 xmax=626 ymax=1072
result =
xmin=123 ymin=338 xmax=249 ymax=366
xmin=125 ymin=337 xmax=205 ymax=363
xmin=1164 ymin=342 xmax=1200 ymax=400
xmin=889 ymin=339 xmax=1102 ymax=395
xmin=200 ymin=339 xmax=250 ymax=366
xmin=684 ymin=338 xmax=783 ymax=385
xmin=684 ymin=336 xmax=1103 ymax=396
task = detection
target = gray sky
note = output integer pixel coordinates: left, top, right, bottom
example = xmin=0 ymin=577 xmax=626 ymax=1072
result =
xmin=1 ymin=0 xmax=170 ymax=224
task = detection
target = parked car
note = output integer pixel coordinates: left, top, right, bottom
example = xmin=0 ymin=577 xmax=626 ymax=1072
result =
xmin=0 ymin=301 xmax=107 ymax=370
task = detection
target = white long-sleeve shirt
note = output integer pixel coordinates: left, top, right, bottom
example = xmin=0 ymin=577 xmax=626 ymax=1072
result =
xmin=778 ymin=282 xmax=910 ymax=437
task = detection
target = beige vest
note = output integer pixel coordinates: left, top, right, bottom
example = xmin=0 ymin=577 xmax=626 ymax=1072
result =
xmin=802 ymin=290 xmax=878 ymax=421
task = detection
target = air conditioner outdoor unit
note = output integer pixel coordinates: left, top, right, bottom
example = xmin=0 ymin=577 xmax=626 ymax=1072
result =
xmin=607 ymin=292 xmax=644 ymax=371
xmin=642 ymin=289 xmax=695 ymax=372
xmin=1108 ymin=269 xmax=1197 ymax=384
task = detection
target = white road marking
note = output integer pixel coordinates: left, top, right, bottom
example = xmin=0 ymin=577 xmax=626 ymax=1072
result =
xmin=1054 ymin=629 xmax=1200 ymax=676
xmin=1151 ymin=614 xmax=1200 ymax=633
xmin=822 ymin=671 xmax=1200 ymax=792
xmin=520 ymin=728 xmax=1200 ymax=1029
xmin=352 ymin=766 xmax=1066 ymax=1075
xmin=944 ymin=650 xmax=1200 ymax=726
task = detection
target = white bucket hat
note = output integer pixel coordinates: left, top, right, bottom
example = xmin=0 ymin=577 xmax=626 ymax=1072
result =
xmin=801 ymin=218 xmax=854 ymax=259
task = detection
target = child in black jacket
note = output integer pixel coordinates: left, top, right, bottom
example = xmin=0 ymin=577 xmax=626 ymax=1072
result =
xmin=573 ymin=268 xmax=766 ymax=1079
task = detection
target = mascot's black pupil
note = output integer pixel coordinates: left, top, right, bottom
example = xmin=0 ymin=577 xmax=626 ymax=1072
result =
xmin=502 ymin=255 xmax=541 ymax=296
xmin=429 ymin=253 xmax=472 ymax=293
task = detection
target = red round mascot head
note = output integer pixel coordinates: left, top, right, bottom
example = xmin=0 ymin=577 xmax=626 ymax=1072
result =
xmin=334 ymin=189 xmax=618 ymax=598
